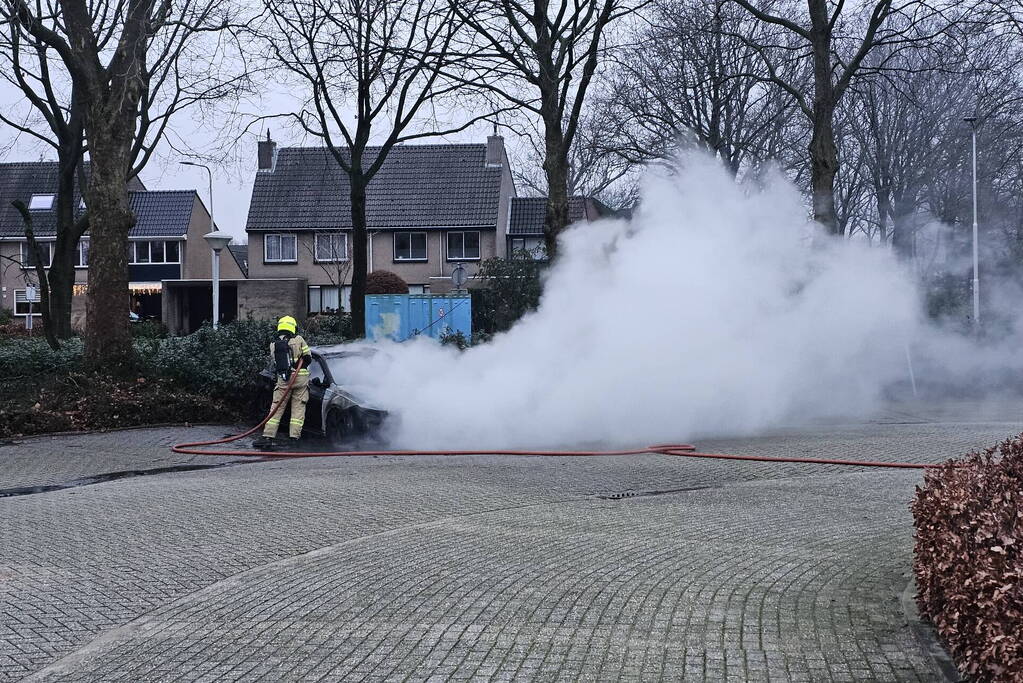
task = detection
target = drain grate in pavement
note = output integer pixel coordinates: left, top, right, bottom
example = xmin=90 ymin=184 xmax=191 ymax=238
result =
xmin=597 ymin=486 xmax=712 ymax=500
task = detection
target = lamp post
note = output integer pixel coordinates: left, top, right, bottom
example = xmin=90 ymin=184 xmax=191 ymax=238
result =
xmin=203 ymin=230 xmax=233 ymax=330
xmin=964 ymin=117 xmax=980 ymax=332
xmin=180 ymin=161 xmax=231 ymax=329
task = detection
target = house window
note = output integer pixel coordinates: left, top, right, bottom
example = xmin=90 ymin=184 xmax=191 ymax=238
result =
xmin=75 ymin=238 xmax=89 ymax=267
xmin=447 ymin=231 xmax=480 ymax=260
xmin=510 ymin=237 xmax=546 ymax=260
xmin=29 ymin=194 xmax=54 ymax=211
xmin=129 ymin=240 xmax=181 ymax=264
xmin=394 ymin=232 xmax=427 ymax=261
xmin=315 ymin=233 xmax=348 ymax=262
xmin=264 ymin=233 xmax=297 ymax=263
xmin=20 ymin=241 xmax=52 ymax=268
xmin=14 ymin=288 xmax=41 ymax=316
xmin=308 ymin=285 xmax=352 ymax=313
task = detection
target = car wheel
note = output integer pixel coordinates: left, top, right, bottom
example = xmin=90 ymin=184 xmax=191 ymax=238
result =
xmin=325 ymin=408 xmax=357 ymax=448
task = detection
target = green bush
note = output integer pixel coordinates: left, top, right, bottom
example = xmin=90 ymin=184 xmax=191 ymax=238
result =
xmin=471 ymin=257 xmax=545 ymax=334
xmin=142 ymin=319 xmax=275 ymax=398
xmin=439 ymin=329 xmax=470 ymax=350
xmin=130 ymin=320 xmax=169 ymax=339
xmin=0 ymin=337 xmax=83 ymax=377
xmin=0 ymin=308 xmax=13 ymax=326
xmin=304 ymin=312 xmax=353 ymax=339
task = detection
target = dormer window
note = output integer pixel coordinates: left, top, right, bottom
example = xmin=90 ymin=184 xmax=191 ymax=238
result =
xmin=29 ymin=194 xmax=54 ymax=210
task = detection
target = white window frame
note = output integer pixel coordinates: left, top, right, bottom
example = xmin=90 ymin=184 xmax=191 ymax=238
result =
xmin=75 ymin=238 xmax=89 ymax=268
xmin=14 ymin=288 xmax=41 ymax=316
xmin=28 ymin=194 xmax=54 ymax=211
xmin=393 ymin=231 xmax=428 ymax=262
xmin=20 ymin=241 xmax=53 ymax=268
xmin=308 ymin=285 xmax=352 ymax=313
xmin=264 ymin=233 xmax=297 ymax=263
xmin=314 ymin=232 xmax=348 ymax=263
xmin=510 ymin=237 xmax=546 ymax=260
xmin=129 ymin=240 xmax=182 ymax=265
xmin=447 ymin=231 xmax=481 ymax=261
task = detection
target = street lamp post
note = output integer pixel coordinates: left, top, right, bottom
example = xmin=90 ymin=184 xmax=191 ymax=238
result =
xmin=964 ymin=117 xmax=980 ymax=332
xmin=181 ymin=161 xmax=232 ymax=329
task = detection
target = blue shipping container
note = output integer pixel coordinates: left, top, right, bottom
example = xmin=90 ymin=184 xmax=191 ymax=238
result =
xmin=365 ymin=294 xmax=472 ymax=342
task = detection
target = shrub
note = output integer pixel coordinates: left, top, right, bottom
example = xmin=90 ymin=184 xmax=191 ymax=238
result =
xmin=366 ymin=270 xmax=409 ymax=294
xmin=304 ymin=312 xmax=353 ymax=339
xmin=143 ymin=319 xmax=275 ymax=399
xmin=0 ymin=308 xmax=13 ymax=326
xmin=130 ymin=320 xmax=168 ymax=339
xmin=471 ymin=256 xmax=545 ymax=334
xmin=912 ymin=435 xmax=1023 ymax=682
xmin=439 ymin=329 xmax=470 ymax=350
xmin=0 ymin=337 xmax=83 ymax=377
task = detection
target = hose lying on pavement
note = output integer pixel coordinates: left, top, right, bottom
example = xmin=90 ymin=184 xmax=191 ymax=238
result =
xmin=171 ymin=361 xmax=936 ymax=469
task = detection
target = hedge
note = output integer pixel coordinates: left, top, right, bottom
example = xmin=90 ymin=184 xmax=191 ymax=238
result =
xmin=0 ymin=337 xmax=84 ymax=377
xmin=1 ymin=319 xmax=353 ymax=403
xmin=912 ymin=435 xmax=1023 ymax=682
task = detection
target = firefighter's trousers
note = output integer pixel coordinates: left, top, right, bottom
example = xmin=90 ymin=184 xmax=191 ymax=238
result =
xmin=263 ymin=371 xmax=310 ymax=439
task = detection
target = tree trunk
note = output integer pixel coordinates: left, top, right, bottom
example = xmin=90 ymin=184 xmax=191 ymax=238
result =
xmin=891 ymin=194 xmax=917 ymax=260
xmin=350 ymin=172 xmax=368 ymax=338
xmin=875 ymin=182 xmax=891 ymax=245
xmin=47 ymin=153 xmax=83 ymax=338
xmin=83 ymin=134 xmax=134 ymax=369
xmin=808 ymin=0 xmax=840 ymax=235
xmin=12 ymin=202 xmax=61 ymax=350
xmin=542 ymin=118 xmax=570 ymax=260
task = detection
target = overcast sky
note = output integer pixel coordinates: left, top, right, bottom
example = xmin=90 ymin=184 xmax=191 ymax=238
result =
xmin=0 ymin=84 xmax=506 ymax=244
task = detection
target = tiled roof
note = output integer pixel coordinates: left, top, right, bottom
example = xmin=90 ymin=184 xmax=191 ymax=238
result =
xmin=228 ymin=244 xmax=248 ymax=277
xmin=245 ymin=144 xmax=504 ymax=231
xmin=0 ymin=162 xmax=87 ymax=237
xmin=127 ymin=191 xmax=196 ymax=237
xmin=0 ymin=161 xmax=192 ymax=238
xmin=508 ymin=196 xmax=613 ymax=235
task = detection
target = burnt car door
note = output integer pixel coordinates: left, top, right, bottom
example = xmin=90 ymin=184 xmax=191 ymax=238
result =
xmin=304 ymin=353 xmax=328 ymax=433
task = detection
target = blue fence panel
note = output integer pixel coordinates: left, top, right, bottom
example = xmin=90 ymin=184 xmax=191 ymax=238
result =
xmin=365 ymin=294 xmax=471 ymax=342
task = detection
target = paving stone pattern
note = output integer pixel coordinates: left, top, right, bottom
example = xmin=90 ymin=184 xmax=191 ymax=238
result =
xmin=2 ymin=409 xmax=1021 ymax=681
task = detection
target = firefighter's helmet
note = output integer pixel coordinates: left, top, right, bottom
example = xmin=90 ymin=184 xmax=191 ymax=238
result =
xmin=277 ymin=315 xmax=297 ymax=334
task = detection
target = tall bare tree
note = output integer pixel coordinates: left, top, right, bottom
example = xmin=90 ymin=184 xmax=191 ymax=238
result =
xmin=726 ymin=0 xmax=952 ymax=234
xmin=604 ymin=0 xmax=799 ymax=178
xmin=259 ymin=0 xmax=498 ymax=337
xmin=0 ymin=10 xmax=89 ymax=342
xmin=6 ymin=0 xmax=247 ymax=366
xmin=453 ymin=0 xmax=639 ymax=258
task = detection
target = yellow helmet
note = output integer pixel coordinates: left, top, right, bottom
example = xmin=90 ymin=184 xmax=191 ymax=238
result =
xmin=277 ymin=315 xmax=297 ymax=334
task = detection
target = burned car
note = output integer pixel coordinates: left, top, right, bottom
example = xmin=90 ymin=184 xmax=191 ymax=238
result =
xmin=257 ymin=343 xmax=388 ymax=446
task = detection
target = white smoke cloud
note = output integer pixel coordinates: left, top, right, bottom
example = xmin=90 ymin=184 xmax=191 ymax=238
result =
xmin=343 ymin=154 xmax=923 ymax=448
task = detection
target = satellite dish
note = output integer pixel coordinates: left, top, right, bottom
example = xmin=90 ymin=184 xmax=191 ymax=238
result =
xmin=451 ymin=263 xmax=467 ymax=289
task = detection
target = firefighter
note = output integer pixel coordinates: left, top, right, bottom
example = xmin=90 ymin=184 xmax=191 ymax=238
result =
xmin=253 ymin=316 xmax=312 ymax=448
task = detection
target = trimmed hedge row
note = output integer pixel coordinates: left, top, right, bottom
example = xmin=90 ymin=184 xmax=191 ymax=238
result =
xmin=912 ymin=435 xmax=1023 ymax=682
xmin=0 ymin=337 xmax=84 ymax=376
xmin=0 ymin=319 xmax=344 ymax=400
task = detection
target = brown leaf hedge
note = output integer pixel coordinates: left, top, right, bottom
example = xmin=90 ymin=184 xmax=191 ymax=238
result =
xmin=912 ymin=435 xmax=1023 ymax=682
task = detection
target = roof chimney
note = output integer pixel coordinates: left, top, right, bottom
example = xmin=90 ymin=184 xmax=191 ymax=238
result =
xmin=486 ymin=128 xmax=504 ymax=168
xmin=258 ymin=130 xmax=277 ymax=172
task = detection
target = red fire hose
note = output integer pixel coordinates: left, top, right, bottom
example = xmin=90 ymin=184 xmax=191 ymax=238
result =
xmin=171 ymin=361 xmax=936 ymax=469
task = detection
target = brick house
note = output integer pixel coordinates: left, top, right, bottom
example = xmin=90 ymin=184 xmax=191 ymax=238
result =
xmin=0 ymin=161 xmax=244 ymax=327
xmin=244 ymin=135 xmax=516 ymax=314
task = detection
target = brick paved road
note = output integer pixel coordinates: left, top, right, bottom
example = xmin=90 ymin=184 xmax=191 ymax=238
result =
xmin=2 ymin=403 xmax=1020 ymax=681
